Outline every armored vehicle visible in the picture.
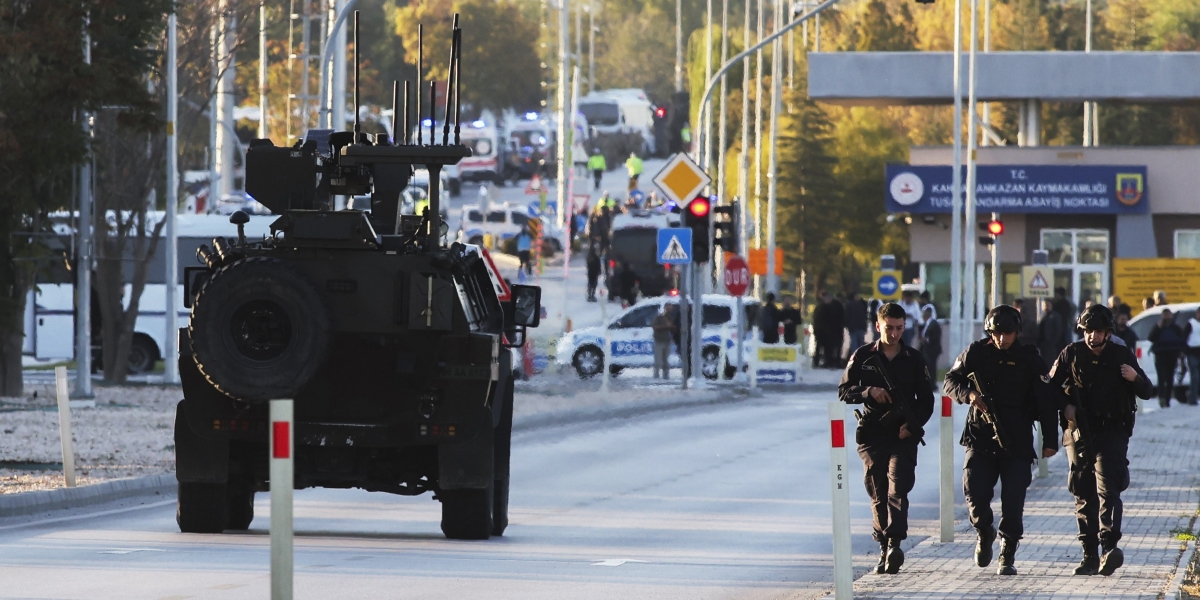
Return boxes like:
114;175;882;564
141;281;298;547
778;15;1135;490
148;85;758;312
174;15;539;540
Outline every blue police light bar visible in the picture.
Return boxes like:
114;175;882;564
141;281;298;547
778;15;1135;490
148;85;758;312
471;120;486;128
524;112;539;121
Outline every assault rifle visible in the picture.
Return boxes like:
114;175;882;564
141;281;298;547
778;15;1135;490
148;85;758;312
866;354;925;445
966;372;1012;453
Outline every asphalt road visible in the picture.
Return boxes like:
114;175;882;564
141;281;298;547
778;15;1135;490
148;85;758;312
0;390;966;600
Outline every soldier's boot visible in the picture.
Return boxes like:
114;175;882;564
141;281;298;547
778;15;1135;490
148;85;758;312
975;526;996;568
1074;542;1100;576
874;540;888;575
996;534;1019;576
884;538;905;574
1099;543;1124;576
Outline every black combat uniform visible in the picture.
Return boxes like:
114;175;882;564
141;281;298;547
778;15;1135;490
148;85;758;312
838;340;934;574
943;307;1059;575
1048;305;1154;576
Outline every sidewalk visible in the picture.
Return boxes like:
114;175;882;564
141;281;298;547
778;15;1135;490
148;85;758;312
846;404;1200;599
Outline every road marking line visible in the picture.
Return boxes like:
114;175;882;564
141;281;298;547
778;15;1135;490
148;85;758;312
591;559;649;567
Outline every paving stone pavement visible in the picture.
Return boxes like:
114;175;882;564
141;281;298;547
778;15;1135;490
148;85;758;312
849;404;1200;599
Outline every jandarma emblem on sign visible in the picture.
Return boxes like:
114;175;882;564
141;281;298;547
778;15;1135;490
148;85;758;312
1116;173;1144;205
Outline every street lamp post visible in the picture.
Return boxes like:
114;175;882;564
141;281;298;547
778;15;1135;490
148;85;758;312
949;0;965;362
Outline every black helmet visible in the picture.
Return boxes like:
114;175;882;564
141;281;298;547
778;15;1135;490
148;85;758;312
1077;304;1115;332
984;305;1022;334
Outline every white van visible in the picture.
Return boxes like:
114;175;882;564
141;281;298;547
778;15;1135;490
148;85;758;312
579;89;657;156
457;121;507;184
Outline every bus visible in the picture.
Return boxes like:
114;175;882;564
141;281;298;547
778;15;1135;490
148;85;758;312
25;213;277;373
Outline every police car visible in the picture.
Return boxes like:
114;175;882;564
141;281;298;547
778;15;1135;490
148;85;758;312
556;294;760;379
459;201;565;253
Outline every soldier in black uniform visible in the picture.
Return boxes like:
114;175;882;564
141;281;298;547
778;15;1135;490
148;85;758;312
838;302;935;575
1048;304;1154;576
943;305;1060;575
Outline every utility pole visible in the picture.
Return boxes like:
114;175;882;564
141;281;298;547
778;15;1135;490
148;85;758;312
717;0;729;202
75;13;94;397
575;1;582;74
949;0;965;360
259;2;268;140
752;0;764;296
675;0;683;92
208;20;219;213
964;0;979;336
765;0;780;293
557;0;570;233
739;0;751;263
587;4;595;94
704;0;713;172
1084;0;1097;146
165;13;180;386
215;0;236;200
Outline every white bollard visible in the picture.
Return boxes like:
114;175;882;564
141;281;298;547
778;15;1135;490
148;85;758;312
270;399;294;600
827;401;852;600
939;395;955;542
54;366;76;488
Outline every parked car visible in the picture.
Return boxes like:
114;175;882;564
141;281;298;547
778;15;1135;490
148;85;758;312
555;294;760;380
1127;302;1198;403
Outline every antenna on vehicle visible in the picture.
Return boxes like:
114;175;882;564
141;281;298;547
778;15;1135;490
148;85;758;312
453;25;462;145
429;78;436;144
391;80;399;145
402;80;410;145
352;10;361;137
416;24;423;145
442;13;459;146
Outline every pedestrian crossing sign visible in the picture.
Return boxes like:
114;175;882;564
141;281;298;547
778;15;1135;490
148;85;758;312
657;227;693;265
1022;265;1053;298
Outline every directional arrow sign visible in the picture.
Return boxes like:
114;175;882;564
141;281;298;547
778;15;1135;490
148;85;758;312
652;153;711;206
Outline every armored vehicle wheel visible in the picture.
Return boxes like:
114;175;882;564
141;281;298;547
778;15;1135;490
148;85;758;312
701;347;721;380
440;484;494;540
225;484;255;531
177;482;229;533
190;257;332;402
573;346;603;379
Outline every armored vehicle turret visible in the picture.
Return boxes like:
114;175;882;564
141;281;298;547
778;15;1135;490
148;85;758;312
174;13;539;540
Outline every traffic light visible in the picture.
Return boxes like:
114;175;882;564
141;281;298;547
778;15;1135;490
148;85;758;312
652;105;668;156
713;201;738;253
978;219;1004;245
684;195;712;263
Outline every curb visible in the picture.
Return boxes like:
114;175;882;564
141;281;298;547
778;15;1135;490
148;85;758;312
0;473;176;519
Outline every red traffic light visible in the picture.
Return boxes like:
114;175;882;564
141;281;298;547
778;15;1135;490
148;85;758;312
688;196;711;219
986;220;1004;236
655;107;667;118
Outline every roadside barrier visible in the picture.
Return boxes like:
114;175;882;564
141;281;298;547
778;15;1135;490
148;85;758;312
828;401;852;599
270;399;294;600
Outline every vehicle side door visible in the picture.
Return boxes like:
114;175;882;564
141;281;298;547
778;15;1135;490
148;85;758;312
607;302;661;368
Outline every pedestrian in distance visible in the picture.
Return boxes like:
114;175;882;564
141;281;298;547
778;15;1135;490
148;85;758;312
780;296;802;345
815;291;846;369
943;305;1060;576
625;152;643;192
515;227;534;280
1048;304;1154;576
1184;308;1200;406
899;291;922;347
760;292;781;344
838;302;935;575
1014;298;1039;348
918;305;942;391
1038;298;1066;362
1154;290;1168;306
652;304;676;380
1106;295;1122;312
617;262;638;308
587;148;606;190
585;244;602;302
1111;305;1139;348
845;291;869;352
1148;308;1187;408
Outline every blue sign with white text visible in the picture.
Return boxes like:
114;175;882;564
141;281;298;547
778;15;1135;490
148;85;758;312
885;165;1149;214
877;274;899;296
657;227;693;264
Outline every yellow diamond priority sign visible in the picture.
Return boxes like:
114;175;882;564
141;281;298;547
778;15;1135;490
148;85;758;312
652;153;711;206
